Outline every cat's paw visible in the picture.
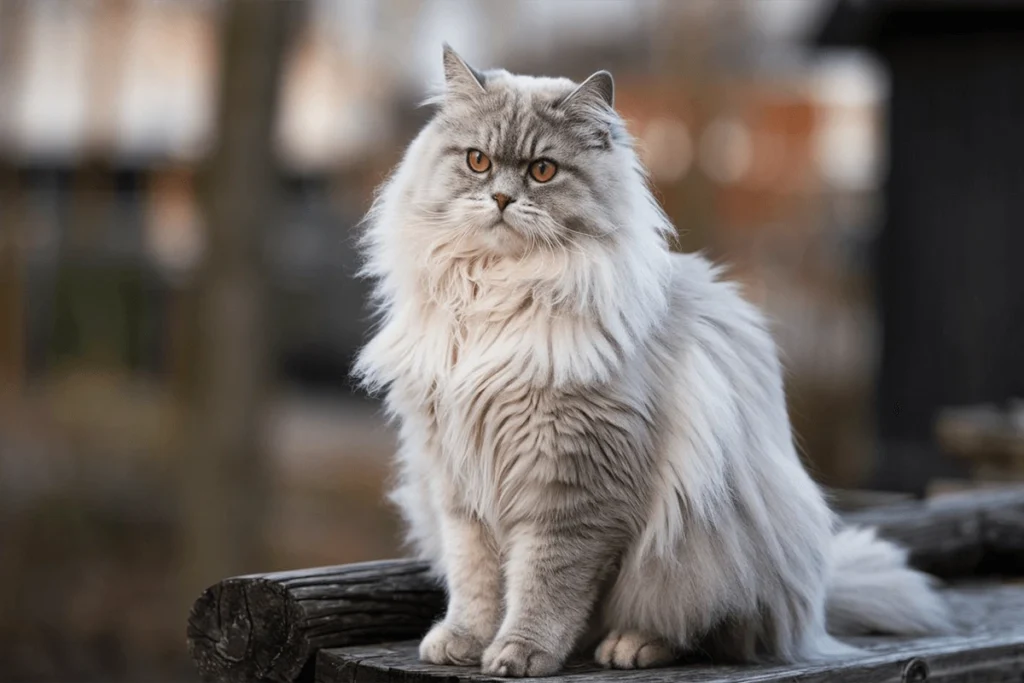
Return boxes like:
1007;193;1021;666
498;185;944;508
419;623;486;666
481;635;561;677
595;630;675;669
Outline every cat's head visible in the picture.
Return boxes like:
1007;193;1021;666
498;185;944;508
379;45;655;259
355;47;675;389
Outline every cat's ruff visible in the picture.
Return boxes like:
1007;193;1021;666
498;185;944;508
354;44;949;678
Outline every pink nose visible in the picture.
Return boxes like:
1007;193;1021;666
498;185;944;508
492;193;514;212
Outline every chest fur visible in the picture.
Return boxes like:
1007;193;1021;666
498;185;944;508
370;294;638;523
423;315;552;522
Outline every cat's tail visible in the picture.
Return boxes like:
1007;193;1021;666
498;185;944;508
825;526;952;637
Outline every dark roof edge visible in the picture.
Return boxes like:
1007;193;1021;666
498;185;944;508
815;0;881;48
813;0;1024;48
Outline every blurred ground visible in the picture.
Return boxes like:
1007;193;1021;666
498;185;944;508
1;376;400;681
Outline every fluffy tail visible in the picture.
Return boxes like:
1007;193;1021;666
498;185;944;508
825;527;952;636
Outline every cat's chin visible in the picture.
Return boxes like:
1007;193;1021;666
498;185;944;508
477;222;532;258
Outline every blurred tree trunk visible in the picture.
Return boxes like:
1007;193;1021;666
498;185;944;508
0;0;25;399
179;0;299;606
0;169;25;401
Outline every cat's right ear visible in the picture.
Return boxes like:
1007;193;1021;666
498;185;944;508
442;43;486;100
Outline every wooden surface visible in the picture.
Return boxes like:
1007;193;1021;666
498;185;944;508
317;583;1024;683
187;488;1024;683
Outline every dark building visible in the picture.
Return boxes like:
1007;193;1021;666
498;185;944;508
816;0;1024;493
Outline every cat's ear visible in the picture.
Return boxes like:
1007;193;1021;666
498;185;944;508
442;43;486;99
559;70;615;112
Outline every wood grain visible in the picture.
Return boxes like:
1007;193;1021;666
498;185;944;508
316;584;1024;683
188;488;1024;683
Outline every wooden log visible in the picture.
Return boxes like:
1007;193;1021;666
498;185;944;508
187;488;1024;683
187;560;444;683
316;583;1024;683
844;487;1024;578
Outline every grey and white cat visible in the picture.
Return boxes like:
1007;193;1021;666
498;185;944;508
354;45;949;678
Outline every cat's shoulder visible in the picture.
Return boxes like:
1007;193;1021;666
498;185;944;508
668;250;724;284
667;250;771;332
667;251;742;303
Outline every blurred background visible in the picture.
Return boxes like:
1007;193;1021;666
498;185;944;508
1;0;1022;680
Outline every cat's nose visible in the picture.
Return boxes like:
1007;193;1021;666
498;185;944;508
492;193;515;212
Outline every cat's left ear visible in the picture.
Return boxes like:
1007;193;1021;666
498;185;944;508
442;43;486;99
559;71;615;112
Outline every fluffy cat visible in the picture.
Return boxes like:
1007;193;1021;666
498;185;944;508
354;45;949;678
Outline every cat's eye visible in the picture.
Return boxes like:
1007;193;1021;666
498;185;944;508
528;159;557;183
467;149;491;173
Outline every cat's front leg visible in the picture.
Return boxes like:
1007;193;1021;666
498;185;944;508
420;511;502;666
482;523;613;677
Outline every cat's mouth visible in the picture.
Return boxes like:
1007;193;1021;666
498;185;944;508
479;219;531;256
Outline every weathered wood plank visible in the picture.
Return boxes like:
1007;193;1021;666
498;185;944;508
315;584;1024;683
187;489;1024;683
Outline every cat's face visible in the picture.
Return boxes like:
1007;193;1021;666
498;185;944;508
404;46;633;257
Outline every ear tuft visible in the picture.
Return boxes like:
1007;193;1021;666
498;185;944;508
442;43;486;98
560;70;614;111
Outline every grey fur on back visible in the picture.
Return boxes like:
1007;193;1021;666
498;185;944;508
354;45;949;678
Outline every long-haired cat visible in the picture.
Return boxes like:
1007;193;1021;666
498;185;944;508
354;45;949;677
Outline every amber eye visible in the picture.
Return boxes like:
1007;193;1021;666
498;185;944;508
528;159;557;183
467;149;491;173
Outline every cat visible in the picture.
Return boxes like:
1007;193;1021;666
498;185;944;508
354;44;950;678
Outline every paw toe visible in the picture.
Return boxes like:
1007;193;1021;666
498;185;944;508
419;623;485;666
482;636;560;677
595;630;675;669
